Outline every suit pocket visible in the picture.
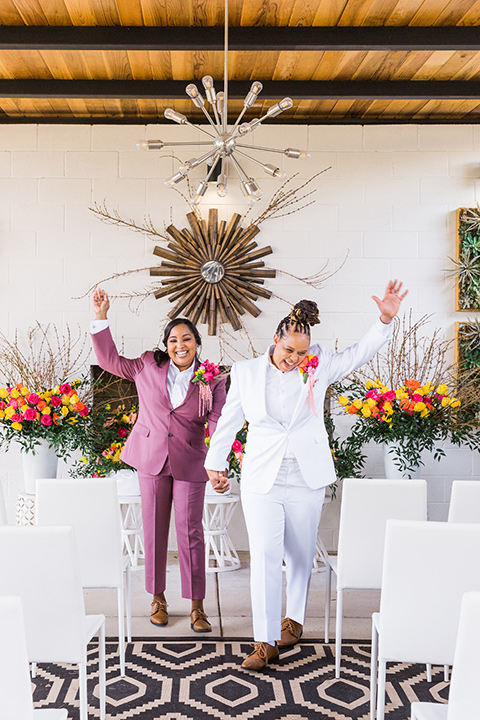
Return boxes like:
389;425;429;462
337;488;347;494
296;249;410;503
133;423;150;438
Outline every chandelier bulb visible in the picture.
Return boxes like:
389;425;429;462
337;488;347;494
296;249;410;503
192;180;209;205
244;81;263;108
164;108;187;124
264;163;287;179
186;83;205;108
137;139;164;150
202;76;217;105
165;170;187;187
238;122;253;136
217;92;225;115
284;148;311;160
217;174;228;197
266;97;293;118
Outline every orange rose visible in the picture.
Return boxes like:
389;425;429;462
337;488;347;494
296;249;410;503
37;401;47;411
405;379;421;390
347;404;358;414
74;401;85;412
399;398;410;410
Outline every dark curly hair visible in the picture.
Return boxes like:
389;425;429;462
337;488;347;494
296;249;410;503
153;317;202;367
276;299;320;338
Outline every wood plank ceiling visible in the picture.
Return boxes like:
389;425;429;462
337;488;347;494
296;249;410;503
0;0;480;123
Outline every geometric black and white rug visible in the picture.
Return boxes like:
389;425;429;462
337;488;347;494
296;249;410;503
32;638;449;719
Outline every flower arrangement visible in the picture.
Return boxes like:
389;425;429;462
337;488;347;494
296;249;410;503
299;354;319;416
0;379;90;455
75;402;137;478
335;314;480;476
192;360;222;414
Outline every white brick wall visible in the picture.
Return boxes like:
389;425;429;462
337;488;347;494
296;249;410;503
0;123;478;549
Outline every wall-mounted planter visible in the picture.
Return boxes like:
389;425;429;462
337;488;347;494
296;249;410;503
454;208;480;311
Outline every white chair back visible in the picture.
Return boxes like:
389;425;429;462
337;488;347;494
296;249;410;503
0;480;7;525
0;525;87;663
0;595;34;720
379;520;480;666
35;477;123;588
336;478;427;589
448;591;480;719
448;480;480;523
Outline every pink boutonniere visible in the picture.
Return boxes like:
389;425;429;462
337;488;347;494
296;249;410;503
191;360;221;415
299;354;319;417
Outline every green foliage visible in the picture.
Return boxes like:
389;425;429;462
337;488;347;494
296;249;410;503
453;222;480;310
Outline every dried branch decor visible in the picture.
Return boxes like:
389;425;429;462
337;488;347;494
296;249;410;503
88;170;335;336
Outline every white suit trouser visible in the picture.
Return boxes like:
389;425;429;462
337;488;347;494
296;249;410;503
241;458;326;645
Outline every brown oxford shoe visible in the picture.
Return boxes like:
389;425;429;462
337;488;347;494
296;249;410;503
277;618;303;647
241;642;279;670
150;596;168;626
190;608;212;633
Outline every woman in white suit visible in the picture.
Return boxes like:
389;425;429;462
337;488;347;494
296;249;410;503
205;281;407;670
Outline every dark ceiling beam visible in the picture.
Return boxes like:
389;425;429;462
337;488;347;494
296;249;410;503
1;25;480;51
1;79;480;100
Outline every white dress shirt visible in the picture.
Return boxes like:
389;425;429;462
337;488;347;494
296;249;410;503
90;319;195;407
265;349;302;459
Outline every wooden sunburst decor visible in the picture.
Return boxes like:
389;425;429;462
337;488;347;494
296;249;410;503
150;208;276;335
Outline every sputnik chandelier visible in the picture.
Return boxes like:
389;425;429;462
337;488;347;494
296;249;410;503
137;0;310;205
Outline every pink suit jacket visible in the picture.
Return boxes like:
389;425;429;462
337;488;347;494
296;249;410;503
92;327;227;482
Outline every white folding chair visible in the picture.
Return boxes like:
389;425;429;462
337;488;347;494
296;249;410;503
0;526;106;720
448;480;480;523
324;478;427;677
370;520;480;720
35;477;131;676
0;595;68;719
0;480;7;525
411;590;480;720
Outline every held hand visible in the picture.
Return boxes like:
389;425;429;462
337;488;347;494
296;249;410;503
206;469;230;494
93;287;110;320
372;280;408;324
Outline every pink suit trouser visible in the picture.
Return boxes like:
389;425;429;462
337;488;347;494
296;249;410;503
138;458;206;599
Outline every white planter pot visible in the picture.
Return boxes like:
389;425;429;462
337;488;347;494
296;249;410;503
109;468;141;496
21;439;58;495
383;443;421;479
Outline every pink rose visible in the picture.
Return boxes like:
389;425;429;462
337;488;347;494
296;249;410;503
50;396;62;407
203;371;214;382
24;408;36;421
117;427;127;438
11;413;22;423
9;399;18;409
382;391;396;402
366;389;381;400
40;414;52;426
59;384;71;394
310;356;319;368
411;393;422;403
232;440;243;453
79;408;89;417
27;393;40;404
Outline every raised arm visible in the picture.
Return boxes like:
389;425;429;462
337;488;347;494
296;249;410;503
91;288;144;382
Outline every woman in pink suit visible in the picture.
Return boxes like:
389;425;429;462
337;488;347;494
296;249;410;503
91;288;227;632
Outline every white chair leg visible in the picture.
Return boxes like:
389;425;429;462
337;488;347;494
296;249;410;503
444;665;449;682
370;617;378;720
117;587;126;677
126;563;132;643
31;662;37;679
335;587;343;678
324;563;331;643
79;662;88;720
426;663;432;682
99;622;106;720
377;659;387;720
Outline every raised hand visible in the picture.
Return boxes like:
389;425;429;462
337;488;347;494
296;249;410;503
372;280;408;324
93;287;110;320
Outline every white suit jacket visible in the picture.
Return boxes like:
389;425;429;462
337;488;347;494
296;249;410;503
205;319;392;493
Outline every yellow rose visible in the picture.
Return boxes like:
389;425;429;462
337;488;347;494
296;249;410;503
20;386;29;396
366;398;377;408
422;382;435;394
0;410;4;419
61;406;69;416
365;381;374;390
383;401;393;413
42;407;51;415
451;399;461;408
353;399;363;409
373;379;382;389
380;386;390;395
0;388;8;399
414;402;426;412
395;389;408;400
69;395;79;405
437;384;448;395
420;408;429;417
53;386;59;394
10;388;20;399
338;396;349;406
11;422;22;430
4;407;14;419
62;397;70;405
361;406;372;417
441;397;451;407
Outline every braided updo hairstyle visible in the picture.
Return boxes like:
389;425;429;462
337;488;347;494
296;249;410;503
276;299;320;338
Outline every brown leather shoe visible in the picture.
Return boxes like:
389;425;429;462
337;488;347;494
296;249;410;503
150;596;168;626
277;618;303;647
190;608;212;633
241;642;279;670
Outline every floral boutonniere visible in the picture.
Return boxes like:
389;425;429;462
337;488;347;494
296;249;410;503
191;360;221;415
299;354;319;417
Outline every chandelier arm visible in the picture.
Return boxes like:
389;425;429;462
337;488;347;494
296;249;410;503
230;154;250;181
162;141;215;147
198;103;222;136
212;102;221;127
188;148;221;170
184;120;215;139
234;148;270;169
236;143;285;154
231;106;247;131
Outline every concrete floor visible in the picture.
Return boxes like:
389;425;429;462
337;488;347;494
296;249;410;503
84;551;380;641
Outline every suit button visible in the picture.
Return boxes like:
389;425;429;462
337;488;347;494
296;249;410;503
170;410;174;415
168;433;173;437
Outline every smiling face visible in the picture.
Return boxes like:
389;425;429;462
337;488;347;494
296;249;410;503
166;323;198;370
271;329;310;372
